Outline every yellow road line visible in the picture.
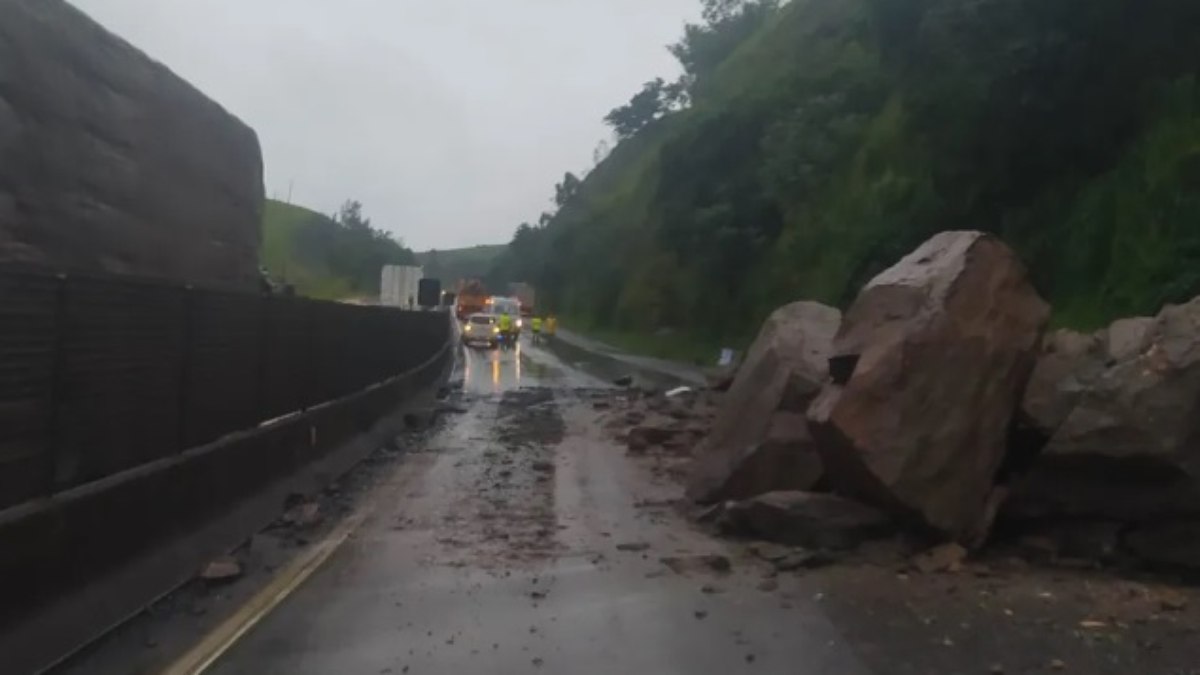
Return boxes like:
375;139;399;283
160;507;372;675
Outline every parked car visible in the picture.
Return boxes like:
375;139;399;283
462;312;500;349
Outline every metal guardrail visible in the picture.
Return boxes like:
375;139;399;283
0;265;455;674
0;265;449;510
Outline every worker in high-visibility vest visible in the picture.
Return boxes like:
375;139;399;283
530;316;543;344
497;312;514;347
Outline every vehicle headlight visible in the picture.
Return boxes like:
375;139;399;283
465;324;472;332
516;319;523;328
492;326;500;334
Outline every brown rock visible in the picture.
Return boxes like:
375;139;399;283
660;554;732;575
1020;329;1107;437
699;412;824;504
200;556;242;581
1104;316;1154;363
0;1;264;289
808;231;1049;540
773;549;835;571
627;425;687;454
1008;296;1200;522
723;491;891;550
747;542;794;563
1159;589;1188;611
687;302;841;503
911;543;968;574
757;579;779;592
707;361;740;392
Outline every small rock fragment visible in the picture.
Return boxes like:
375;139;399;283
912;543;968;574
694;610;708;620
774;549;834;571
616;542;650;552
1160;589;1188;611
748;542;794;563
283;501;322;528
1049;659;1066;670
199;556;242;581
661;554;732;576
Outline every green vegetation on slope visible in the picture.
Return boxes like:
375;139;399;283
417;245;505;286
490;0;1200;348
262;199;415;299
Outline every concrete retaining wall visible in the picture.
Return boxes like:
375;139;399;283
0;0;264;289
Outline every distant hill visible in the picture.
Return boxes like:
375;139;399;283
261;199;416;300
416;244;505;285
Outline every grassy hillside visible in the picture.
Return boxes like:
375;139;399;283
491;0;1200;346
417;245;504;285
261;199;415;300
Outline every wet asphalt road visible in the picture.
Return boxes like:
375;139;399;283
207;336;868;675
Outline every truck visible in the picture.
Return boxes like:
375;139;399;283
509;282;536;318
455;279;488;320
380;265;423;309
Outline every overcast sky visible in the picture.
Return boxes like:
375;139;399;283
70;0;699;250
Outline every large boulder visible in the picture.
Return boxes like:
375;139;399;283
1006;297;1200;520
0;1;264;289
808;231;1050;541
722;491;892;550
686;301;840;503
1020;329;1107;437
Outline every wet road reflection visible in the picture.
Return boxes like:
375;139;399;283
460;335;603;394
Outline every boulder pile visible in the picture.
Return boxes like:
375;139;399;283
686;301;840;503
687;229;1200;571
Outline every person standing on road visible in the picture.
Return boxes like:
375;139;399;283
530;316;543;344
545;314;557;337
497;312;514;348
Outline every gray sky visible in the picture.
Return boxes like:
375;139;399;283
71;0;699;250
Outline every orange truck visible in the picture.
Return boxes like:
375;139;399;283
455;279;488;320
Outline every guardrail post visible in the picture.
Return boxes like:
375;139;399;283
302;300;315;411
256;294;269;422
177;285;194;452
45;273;68;494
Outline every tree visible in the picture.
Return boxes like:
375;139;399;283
554;172;582;208
336;200;371;232
669;0;779;82
593;139;612;166
604;78;670;139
